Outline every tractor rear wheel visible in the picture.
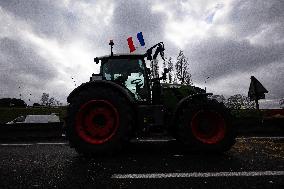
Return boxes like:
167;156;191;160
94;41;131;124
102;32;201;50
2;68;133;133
66;86;132;155
175;99;235;152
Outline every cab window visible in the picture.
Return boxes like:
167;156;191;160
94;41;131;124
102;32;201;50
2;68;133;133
101;58;147;100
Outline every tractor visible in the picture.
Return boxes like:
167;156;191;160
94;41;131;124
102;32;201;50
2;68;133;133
65;41;235;155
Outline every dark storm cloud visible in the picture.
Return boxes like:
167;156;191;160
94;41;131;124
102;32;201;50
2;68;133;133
247;59;284;100
1;0;166;53
0;38;58;92
227;0;284;38
186;38;284;81
109;0;166;52
175;0;284;104
0;0;72;40
112;0;163;33
0;0;84;43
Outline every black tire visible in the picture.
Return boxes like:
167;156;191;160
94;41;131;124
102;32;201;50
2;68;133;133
175;98;236;152
66;86;132;156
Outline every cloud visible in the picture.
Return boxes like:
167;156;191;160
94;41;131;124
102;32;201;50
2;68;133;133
0;38;58;80
0;37;58;100
222;0;284;39
185;38;284;82
160;0;284;108
0;0;283;108
0;0;71;40
107;0;166;54
0;4;102;104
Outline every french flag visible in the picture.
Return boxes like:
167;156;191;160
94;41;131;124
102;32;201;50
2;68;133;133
127;32;145;53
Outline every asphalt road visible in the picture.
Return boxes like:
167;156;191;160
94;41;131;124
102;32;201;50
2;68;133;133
0;137;283;189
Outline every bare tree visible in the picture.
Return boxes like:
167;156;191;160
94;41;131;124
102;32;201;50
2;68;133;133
175;50;192;85
162;58;166;70
279;98;284;109
55;100;61;106
48;97;55;106
40;93;62;106
167;57;174;83
173;75;178;84
184;72;192;85
41;93;49;106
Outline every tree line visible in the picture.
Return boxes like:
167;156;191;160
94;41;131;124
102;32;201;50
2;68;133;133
39;93;62;107
0;93;62;107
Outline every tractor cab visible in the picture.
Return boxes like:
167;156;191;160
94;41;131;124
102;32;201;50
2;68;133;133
92;42;167;104
97;54;150;102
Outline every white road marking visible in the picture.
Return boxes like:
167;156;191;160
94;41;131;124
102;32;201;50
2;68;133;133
137;139;175;142
111;171;284;179
36;142;67;145
0;142;68;146
130;138;176;143
0;136;282;146
0;143;33;146
237;136;284;140
173;154;183;157
132;136;284;143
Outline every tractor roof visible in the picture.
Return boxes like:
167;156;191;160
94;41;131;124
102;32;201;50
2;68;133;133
94;53;146;64
94;42;165;64
96;53;146;60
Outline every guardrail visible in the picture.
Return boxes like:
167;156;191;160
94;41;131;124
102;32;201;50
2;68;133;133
0;122;64;139
0;116;283;140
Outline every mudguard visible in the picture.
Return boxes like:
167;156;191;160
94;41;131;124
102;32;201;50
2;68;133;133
67;80;135;104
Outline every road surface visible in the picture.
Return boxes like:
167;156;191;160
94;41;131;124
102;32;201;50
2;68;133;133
0;137;283;188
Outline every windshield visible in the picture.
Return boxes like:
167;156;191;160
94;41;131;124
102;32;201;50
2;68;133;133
101;58;148;101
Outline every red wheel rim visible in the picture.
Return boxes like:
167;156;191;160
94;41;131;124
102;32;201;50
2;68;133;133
75;100;119;144
190;110;226;144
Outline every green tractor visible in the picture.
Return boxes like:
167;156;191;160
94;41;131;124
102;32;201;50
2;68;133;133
65;42;235;155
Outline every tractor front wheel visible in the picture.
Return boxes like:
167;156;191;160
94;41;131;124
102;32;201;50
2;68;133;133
66;86;132;156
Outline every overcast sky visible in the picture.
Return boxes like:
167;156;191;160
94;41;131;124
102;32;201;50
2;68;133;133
0;0;283;108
